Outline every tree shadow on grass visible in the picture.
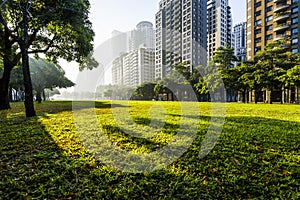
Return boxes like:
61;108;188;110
0;103;300;199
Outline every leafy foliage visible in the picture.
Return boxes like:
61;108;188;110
0;0;97;112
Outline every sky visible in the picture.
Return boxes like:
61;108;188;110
62;0;246;86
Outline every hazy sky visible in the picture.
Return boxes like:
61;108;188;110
89;0;246;45
63;0;246;84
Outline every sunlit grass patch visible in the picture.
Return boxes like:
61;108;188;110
0;101;299;199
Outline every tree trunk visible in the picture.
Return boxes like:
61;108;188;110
42;89;46;101
0;78;11;110
20;13;36;117
269;90;273;104
0;60;13;110
254;90;259;104
243;90;247;103
36;90;42;104
0;27;15;110
281;87;284;104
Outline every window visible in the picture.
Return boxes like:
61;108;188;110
266;0;272;2
255;11;261;17
292;0;298;4
266;25;273;31
292;7;299;14
265;15;273;22
255;46;261;53
292;28;299;35
266;6;272;13
292;17;298;24
292;38;298;45
255;2;261;8
292;48;298;54
255;29;262;34
255;37;262;43
266;34;273;40
255;19;262;26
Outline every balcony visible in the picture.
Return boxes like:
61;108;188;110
274;13;290;22
274;4;290;13
281;43;290;49
274;34;290;41
274;23;290;32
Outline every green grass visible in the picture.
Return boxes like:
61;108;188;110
0;101;299;199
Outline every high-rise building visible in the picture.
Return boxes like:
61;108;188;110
246;0;300;60
111;30;129;58
207;0;232;61
155;0;207;80
123;45;155;86
232;22;247;62
112;21;155;86
129;21;155;51
112;53;127;86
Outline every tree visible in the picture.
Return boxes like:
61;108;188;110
0;0;97;117
253;39;298;104
213;45;239;70
212;45;239;101
29;58;74;103
1;63;23;101
134;82;157;100
228;61;256;103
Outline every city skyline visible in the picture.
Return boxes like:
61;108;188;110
63;0;246;83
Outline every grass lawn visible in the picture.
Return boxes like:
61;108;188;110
0;101;299;199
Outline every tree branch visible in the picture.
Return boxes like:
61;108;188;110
0;11;19;43
28;33;57;54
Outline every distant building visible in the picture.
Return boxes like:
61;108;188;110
207;0;232;61
129;21;155;51
232;22;246;62
112;53;127;85
155;0;208;80
111;30;129;58
123;45;155;86
111;21;155;86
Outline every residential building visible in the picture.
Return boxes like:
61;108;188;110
246;0;300;60
246;0;300;103
155;0;207;80
111;21;155;86
123;45;155;86
207;0;232;61
232;22;247;62
112;53;127;85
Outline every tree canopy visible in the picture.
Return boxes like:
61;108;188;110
29;58;74;103
0;0;97;115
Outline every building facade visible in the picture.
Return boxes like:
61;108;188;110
112;53;127;86
232;22;247;62
207;0;232;61
246;0;300;60
129;21;155;51
155;0;207;80
112;21;156;86
123;45;155;86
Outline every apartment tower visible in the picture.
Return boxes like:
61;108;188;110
232;22;247;62
207;0;233;61
246;0;300;60
123;45;155;86
155;0;207;80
